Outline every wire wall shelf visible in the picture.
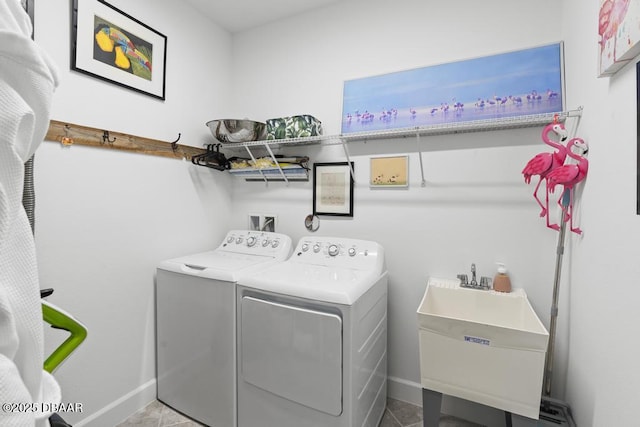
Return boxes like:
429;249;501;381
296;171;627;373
218;107;583;185
219;108;583;150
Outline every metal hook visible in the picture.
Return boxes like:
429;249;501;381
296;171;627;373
170;133;181;152
61;125;74;146
102;130;116;144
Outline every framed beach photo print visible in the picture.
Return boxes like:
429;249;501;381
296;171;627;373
370;155;409;188
313;162;355;217
341;43;564;134
71;0;167;100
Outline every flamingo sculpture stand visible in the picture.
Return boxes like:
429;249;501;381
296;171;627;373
546;138;589;235
522;122;569;230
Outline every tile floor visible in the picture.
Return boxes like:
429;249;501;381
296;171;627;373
116;398;484;427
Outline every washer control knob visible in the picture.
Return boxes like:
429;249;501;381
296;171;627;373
313;244;321;253
328;244;339;257
302;243;309;252
262;239;270;247
247;236;257;247
348;247;356;257
236;237;244;244
271;240;280;248
227;236;234;243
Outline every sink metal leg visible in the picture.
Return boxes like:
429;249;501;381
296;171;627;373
422;388;442;427
505;411;513;427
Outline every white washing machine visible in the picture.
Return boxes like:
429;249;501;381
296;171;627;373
236;237;388;427
156;230;292;427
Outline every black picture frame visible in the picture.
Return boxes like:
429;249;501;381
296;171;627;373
71;0;167;100
312;162;355;217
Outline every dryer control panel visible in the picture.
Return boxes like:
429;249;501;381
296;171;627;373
219;230;292;259
293;237;385;273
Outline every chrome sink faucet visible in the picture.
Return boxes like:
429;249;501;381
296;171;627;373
470;263;477;287
458;263;491;290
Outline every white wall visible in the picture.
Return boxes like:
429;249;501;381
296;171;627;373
561;1;640;426
29;0;640;426
33;1;233;424
229;0;568;425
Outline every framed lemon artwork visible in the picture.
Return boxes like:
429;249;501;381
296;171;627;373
71;0;167;100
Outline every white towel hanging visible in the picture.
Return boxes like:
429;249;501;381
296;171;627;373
0;1;59;425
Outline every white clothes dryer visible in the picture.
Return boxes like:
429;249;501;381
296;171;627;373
237;237;388;427
156;230;292;427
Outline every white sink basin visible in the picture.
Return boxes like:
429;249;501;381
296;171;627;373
417;277;549;419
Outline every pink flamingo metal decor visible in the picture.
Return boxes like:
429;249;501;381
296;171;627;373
546;138;589;235
522;122;569;229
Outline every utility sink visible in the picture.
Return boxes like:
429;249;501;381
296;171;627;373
417;277;549;419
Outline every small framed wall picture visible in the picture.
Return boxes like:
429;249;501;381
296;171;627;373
370;155;409;188
313;162;355;217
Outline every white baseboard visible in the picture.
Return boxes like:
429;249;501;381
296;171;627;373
74;379;156;427
387;375;423;406
74;376;514;427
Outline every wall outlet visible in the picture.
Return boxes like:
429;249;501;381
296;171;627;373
262;215;276;232
249;215;260;231
248;214;277;232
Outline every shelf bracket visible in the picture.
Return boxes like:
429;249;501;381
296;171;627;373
566;106;583;139
243;145;269;185
340;138;356;182
416;132;426;187
264;143;289;186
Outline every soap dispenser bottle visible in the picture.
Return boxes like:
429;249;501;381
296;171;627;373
493;263;511;293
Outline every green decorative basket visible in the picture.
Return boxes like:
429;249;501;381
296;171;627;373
266;115;323;140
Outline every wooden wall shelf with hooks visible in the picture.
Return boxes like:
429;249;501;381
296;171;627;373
45;120;207;160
